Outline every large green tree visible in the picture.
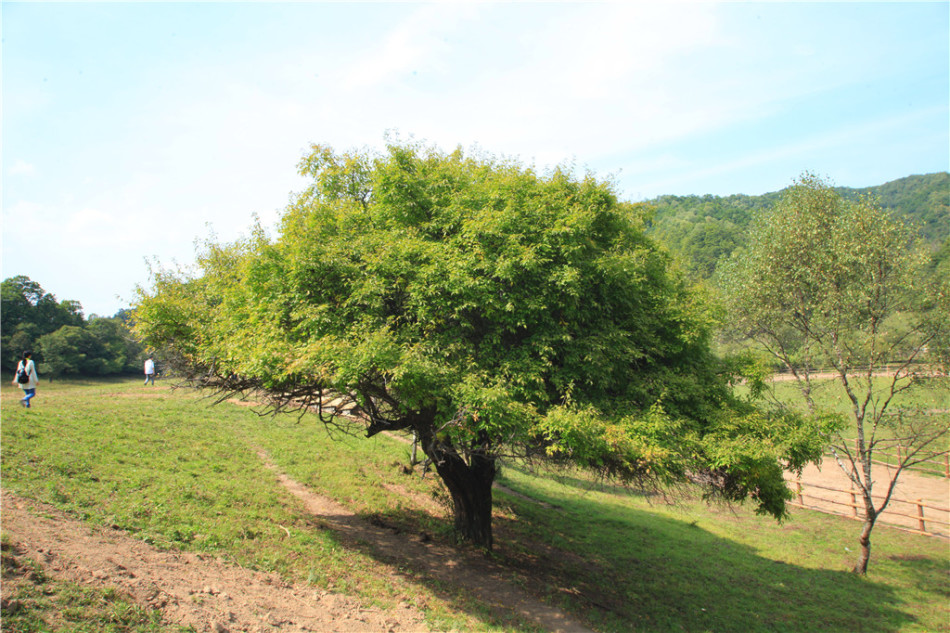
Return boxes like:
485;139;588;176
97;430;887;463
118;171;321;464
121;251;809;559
721;173;950;574
36;325;108;377
135;141;825;548
36;317;144;378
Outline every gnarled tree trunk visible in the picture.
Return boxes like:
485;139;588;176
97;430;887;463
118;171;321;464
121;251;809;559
366;408;498;549
424;436;496;550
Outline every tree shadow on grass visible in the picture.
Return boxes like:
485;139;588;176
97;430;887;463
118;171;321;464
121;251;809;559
326;472;930;633
302;505;577;632
482;472;925;633
245;435;931;633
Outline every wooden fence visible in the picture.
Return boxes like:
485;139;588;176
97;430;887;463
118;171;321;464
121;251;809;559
789;478;949;538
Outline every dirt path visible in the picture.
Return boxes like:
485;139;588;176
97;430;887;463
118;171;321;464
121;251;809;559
256;448;592;633
768;370;943;382
1;448;593;633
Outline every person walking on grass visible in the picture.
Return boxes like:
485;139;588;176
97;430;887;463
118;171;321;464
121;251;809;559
144;355;156;385
13;351;38;408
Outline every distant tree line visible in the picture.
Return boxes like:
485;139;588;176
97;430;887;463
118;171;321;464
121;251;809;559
1;276;144;377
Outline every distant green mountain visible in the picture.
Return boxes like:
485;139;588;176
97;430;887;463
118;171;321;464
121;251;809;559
645;172;949;280
842;173;949;242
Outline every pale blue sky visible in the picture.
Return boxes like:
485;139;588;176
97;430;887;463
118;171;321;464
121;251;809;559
3;1;948;317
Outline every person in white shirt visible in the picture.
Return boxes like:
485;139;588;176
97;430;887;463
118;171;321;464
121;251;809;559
144;356;156;385
13;350;38;408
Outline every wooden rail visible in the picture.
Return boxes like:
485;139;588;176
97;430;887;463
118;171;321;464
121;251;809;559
827;446;950;478
870;453;950;478
771;364;945;379
790;479;949;538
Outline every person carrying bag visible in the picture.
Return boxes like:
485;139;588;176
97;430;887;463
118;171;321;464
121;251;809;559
13;350;38;408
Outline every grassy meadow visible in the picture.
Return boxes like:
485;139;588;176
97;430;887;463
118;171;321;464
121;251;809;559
753;374;950;416
744;375;950;477
2;377;948;632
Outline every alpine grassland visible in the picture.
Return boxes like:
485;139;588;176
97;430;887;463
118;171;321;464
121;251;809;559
2;377;948;632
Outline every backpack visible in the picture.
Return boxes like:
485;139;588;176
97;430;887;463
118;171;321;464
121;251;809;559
16;361;30;384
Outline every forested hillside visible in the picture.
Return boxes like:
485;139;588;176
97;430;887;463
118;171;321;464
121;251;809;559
646;172;949;279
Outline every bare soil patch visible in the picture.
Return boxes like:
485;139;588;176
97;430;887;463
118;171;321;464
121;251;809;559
1;493;427;633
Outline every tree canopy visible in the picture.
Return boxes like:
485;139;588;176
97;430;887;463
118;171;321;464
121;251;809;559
2;276;84;371
135;140;826;548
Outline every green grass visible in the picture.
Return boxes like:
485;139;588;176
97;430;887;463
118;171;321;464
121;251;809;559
1;379;504;632
748;375;950;417
740;375;950;476
492;464;949;632
2;378;948;632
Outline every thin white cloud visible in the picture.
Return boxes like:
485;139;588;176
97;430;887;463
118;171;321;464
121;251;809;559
534;3;721;100
341;3;482;92
65;207;114;237
3;200;43;225
302;3;730;170
10;159;36;176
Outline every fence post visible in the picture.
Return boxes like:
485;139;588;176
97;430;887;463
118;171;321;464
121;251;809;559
917;499;926;533
850;485;858;517
944;454;949;479
796;480;804;505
